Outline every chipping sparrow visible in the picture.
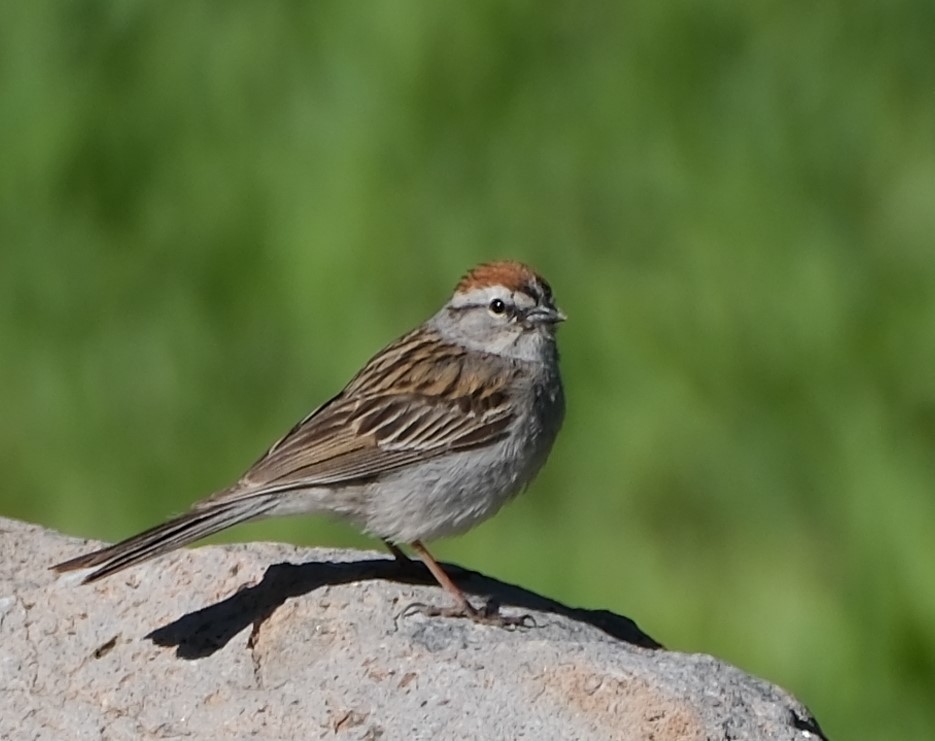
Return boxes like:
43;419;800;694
54;260;566;624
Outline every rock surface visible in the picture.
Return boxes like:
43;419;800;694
0;517;826;740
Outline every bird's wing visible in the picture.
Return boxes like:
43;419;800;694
200;328;517;505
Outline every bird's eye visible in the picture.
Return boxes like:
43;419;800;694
489;298;507;315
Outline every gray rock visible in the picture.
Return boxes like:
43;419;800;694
0;516;826;740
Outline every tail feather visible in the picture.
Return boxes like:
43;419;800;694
52;496;276;583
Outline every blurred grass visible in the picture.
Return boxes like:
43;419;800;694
2;2;934;737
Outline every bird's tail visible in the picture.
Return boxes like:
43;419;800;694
51;495;277;584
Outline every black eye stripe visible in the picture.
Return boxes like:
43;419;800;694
449;292;547;315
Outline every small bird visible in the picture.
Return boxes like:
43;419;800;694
53;260;566;624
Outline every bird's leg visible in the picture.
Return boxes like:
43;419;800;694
410;541;472;610
381;539;427;579
381;539;412;564
403;540;533;628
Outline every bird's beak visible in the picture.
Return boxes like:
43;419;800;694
525;306;566;325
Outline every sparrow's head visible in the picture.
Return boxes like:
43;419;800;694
433;260;565;360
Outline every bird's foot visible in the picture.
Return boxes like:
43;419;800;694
401;597;537;629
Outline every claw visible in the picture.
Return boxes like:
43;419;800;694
399;597;536;629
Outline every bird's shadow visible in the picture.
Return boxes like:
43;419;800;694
146;558;661;659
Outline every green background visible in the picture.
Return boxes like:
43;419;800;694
3;3;934;737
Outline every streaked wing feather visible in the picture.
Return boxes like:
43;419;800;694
209;328;517;503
